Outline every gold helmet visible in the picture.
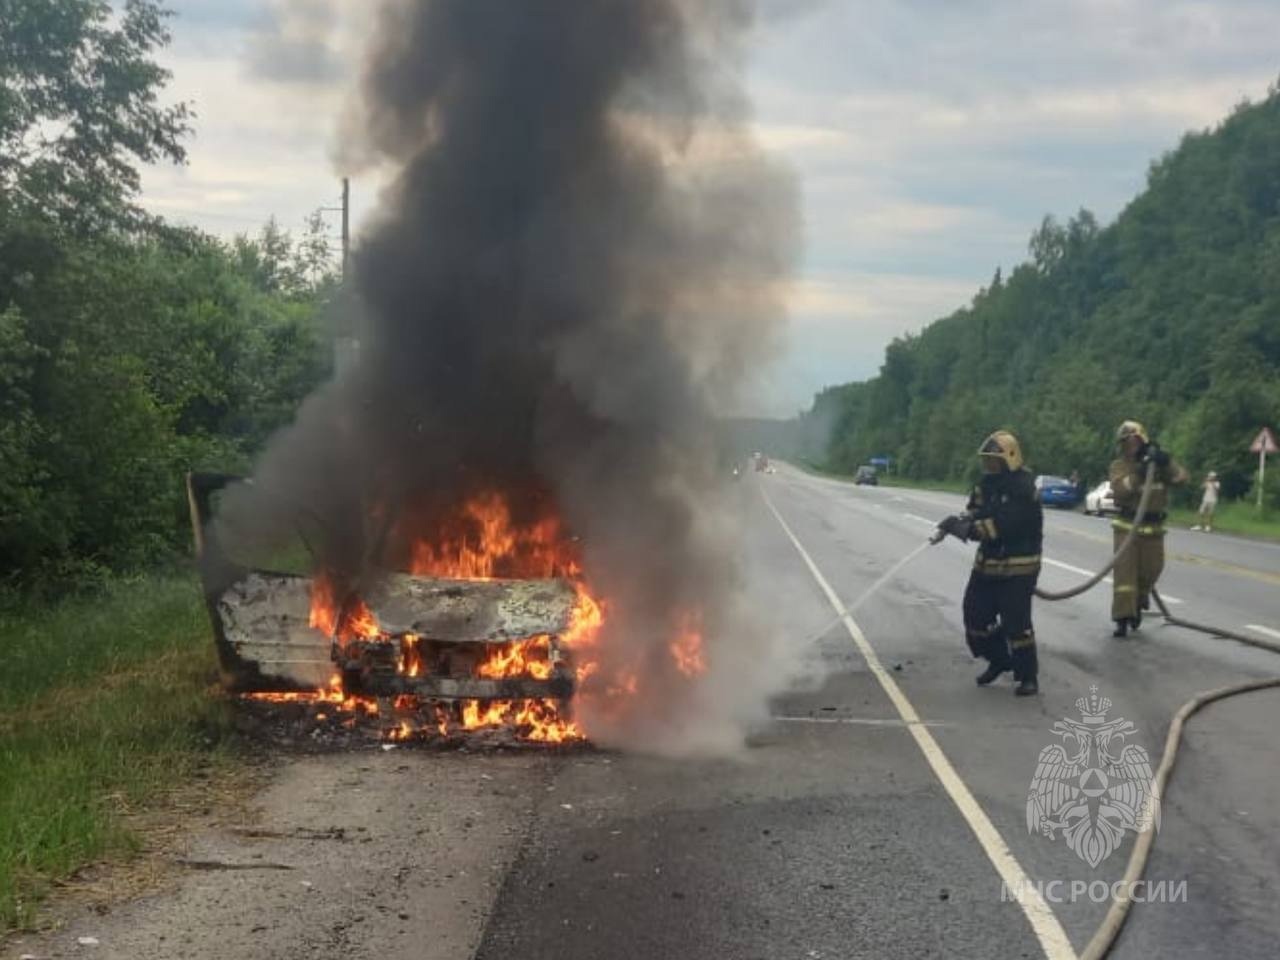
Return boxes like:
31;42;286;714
1115;420;1149;444
978;430;1023;471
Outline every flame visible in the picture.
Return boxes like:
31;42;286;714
309;573;340;635
564;587;604;649
408;492;576;580
278;492;654;744
309;573;381;640
459;699;581;743
476;636;555;681
669;613;707;678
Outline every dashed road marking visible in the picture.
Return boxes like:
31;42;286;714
760;486;1077;960
902;512;935;527
1040;557;1183;604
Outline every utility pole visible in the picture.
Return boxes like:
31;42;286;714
321;178;357;375
341;176;350;281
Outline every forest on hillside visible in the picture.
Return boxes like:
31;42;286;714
800;85;1280;506
0;2;335;591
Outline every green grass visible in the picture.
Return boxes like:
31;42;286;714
0;574;238;930
1166;500;1280;541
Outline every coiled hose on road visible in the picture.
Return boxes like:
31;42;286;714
1026;460;1280;959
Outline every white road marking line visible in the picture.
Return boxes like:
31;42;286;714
760;487;1077;960
774;715;953;728
1039;557;1183;604
1040;557;1100;580
1246;624;1280;642
902;512;935;527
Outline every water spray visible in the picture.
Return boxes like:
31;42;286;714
791;538;934;649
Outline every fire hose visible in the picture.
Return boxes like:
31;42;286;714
795;462;1280;957
930;458;1280;959
1031;461;1159;601
1051;463;1280;959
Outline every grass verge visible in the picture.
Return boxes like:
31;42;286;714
1166;500;1280;542
0;574;239;930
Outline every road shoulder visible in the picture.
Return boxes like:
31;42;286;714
8;751;546;960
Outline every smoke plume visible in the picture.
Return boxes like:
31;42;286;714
219;0;798;753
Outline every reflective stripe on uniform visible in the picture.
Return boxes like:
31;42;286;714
1009;633;1036;650
976;517;998;539
973;554;1042;575
1111;518;1164;536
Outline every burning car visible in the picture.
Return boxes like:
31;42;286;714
187;472;596;743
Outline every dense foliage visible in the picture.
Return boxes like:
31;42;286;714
803;86;1280;507
0;1;334;590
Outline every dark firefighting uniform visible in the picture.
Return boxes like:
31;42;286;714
961;468;1043;682
1108;454;1186;621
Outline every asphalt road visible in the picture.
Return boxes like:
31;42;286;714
475;464;1280;960
14;462;1278;960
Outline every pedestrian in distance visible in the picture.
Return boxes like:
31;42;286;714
1191;471;1219;531
1109;420;1188;637
934;430;1043;696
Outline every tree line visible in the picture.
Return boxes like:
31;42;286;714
799;84;1280;507
1;1;334;592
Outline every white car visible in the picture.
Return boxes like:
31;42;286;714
1084;480;1117;516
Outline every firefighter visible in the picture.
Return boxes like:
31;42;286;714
1109;420;1188;637
935;430;1042;696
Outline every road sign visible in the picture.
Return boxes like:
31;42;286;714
1250;427;1277;510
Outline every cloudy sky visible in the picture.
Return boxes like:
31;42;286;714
141;0;1280;416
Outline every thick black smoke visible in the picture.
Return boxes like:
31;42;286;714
220;0;798;752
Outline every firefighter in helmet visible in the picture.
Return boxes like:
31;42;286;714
1109;420;1188;637
935;430;1042;696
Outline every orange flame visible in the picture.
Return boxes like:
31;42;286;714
408;492;577;580
460;698;581;743
669;613;707;678
282;492;608;744
476;635;555;681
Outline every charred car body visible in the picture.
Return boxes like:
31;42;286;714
187;473;576;724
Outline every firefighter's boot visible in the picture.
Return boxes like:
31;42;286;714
974;634;1010;686
1012;641;1038;697
976;662;1008;686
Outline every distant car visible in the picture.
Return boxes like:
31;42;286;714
854;465;878;486
1084;480;1117;516
1034;474;1081;508
753;452;770;472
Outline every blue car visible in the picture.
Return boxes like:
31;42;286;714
1035;475;1081;508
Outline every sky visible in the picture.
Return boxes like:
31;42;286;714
140;0;1280;416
